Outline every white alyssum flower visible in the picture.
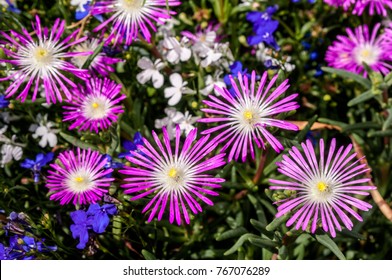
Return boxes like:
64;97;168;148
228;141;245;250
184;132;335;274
199;45;223;68
136;57;165;88
200;72;226;96
164;73;195;106
172;111;200;136
29;114;60;148
0;134;23;167
161;37;191;64
155;107;180;140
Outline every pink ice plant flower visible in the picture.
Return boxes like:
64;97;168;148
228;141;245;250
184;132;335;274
353;0;392;16
46;148;114;205
92;0;181;45
119;126;226;225
62;77;126;133
198;71;299;162
325;24;392;76
0;16;91;104
270;139;376;238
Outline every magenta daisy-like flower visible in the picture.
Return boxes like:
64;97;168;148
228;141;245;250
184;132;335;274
198;71;299;162
62;77;126;133
46;148;114;205
119;126;226;225
353;0;392;16
270;139;376;237
72;38;123;76
0;16;90;104
92;0;181;45
325;24;392;76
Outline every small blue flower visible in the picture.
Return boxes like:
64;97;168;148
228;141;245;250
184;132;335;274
4;0;21;14
20;152;54;183
73;0;103;21
86;203;117;234
103;154;123;169
0;95;10;109
118;132;144;158
70;210;92;249
247;20;280;50
246;6;280;50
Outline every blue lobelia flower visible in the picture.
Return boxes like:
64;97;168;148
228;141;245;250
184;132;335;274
102;154;123;170
70;210;92;249
86;203;117;234
4;0;21;14
74;0;103;21
20;152;54;183
0;95;10;109
246;6;280;50
118;132;145;159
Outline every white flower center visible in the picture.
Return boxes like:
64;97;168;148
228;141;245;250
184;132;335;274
65;168;94;193
308;178;335;203
83;95;111;120
155;158;190;192
33;46;53;65
234;105;261;134
118;0;143;13
354;44;380;66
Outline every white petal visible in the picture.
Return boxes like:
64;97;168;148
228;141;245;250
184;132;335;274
168;92;182;106
47;133;58;147
136;70;153;84
137;57;154;70
164;87;180;98
35;126;48;136
169;73;183;88
12;146;23;160
180;48;192;62
166;50;179;64
38;136;48;148
151;71;164;88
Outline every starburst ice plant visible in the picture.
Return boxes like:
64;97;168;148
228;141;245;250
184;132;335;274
62;77;126;133
119;126;226;225
92;0;181;45
325;24;392;76
46;148;114;205
199;71;299;162
270;139;376;237
0;16;91;104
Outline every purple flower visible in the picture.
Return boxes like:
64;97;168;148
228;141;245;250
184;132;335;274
199;71;299;162
0;235;56;260
246;6;280;50
91;0;181;45
0;16;91;104
0;95;10;109
325;24;392;77
119;126;226;225
102;154;123;170
353;0;392;16
20;152;54;183
86;203;117;233
62;77;126;133
70;210;92;249
270;138;376;237
69;203;117;249
118;132;144;158
72;39;122;76
46;148;114;205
